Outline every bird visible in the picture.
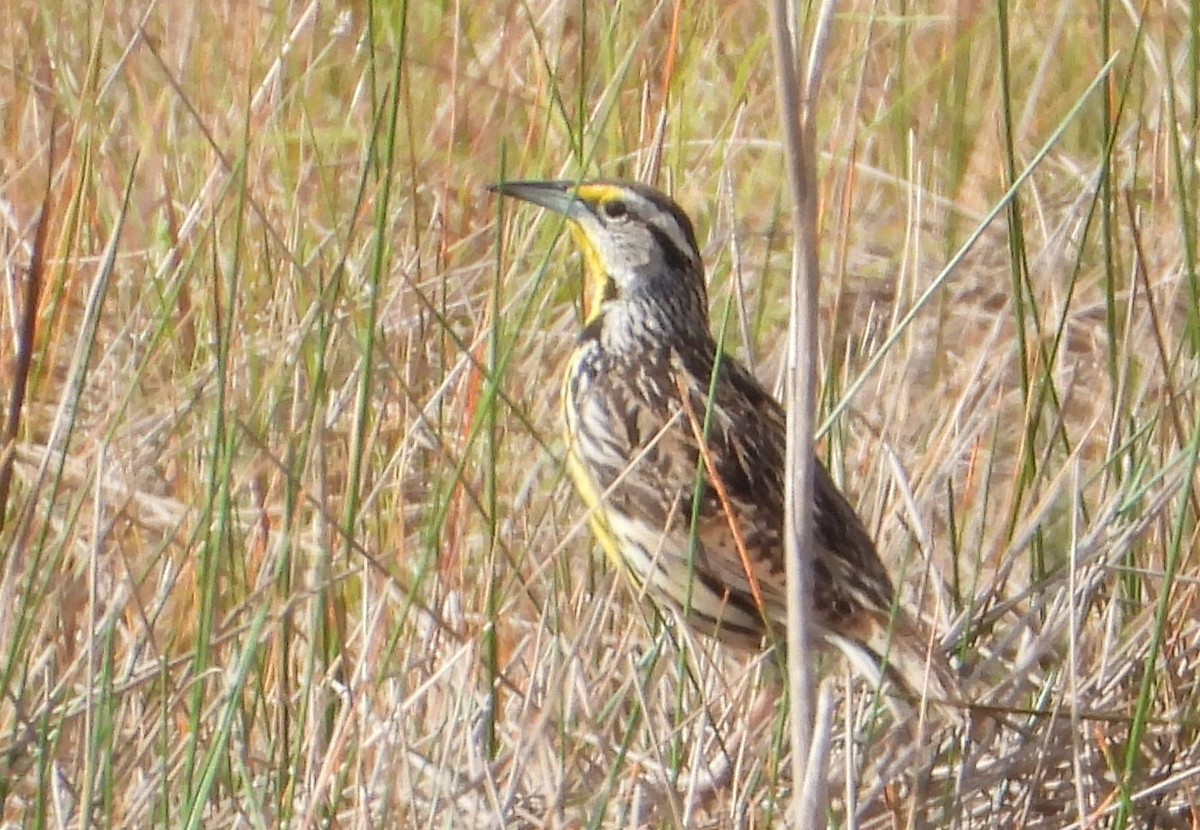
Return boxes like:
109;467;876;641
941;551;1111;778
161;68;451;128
490;178;957;706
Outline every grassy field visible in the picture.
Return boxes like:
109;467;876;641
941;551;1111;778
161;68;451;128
1;1;1198;826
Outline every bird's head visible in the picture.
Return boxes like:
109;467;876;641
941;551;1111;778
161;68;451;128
491;180;709;339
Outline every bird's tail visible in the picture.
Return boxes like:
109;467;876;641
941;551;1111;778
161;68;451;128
824;609;961;716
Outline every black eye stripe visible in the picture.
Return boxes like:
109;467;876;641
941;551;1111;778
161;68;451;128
646;224;692;273
627;186;701;255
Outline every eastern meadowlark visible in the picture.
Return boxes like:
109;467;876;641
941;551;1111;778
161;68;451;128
491;179;955;704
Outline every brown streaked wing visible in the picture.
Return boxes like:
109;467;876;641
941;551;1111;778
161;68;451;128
677;344;897;634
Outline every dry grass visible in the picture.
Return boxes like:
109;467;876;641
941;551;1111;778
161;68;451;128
1;1;1198;827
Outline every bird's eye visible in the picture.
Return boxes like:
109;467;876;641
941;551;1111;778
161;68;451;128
602;200;628;220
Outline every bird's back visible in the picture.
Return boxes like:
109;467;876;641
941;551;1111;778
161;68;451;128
563;328;897;651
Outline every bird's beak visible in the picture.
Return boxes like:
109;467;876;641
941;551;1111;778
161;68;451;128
488;180;589;219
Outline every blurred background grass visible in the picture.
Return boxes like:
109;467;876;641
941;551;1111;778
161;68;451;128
1;1;1197;826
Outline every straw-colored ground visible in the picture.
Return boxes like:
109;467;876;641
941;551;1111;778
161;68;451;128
1;2;1197;827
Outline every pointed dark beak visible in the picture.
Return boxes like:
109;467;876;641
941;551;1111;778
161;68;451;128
488;180;589;219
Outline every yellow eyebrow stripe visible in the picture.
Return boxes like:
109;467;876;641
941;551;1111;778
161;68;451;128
574;184;626;203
